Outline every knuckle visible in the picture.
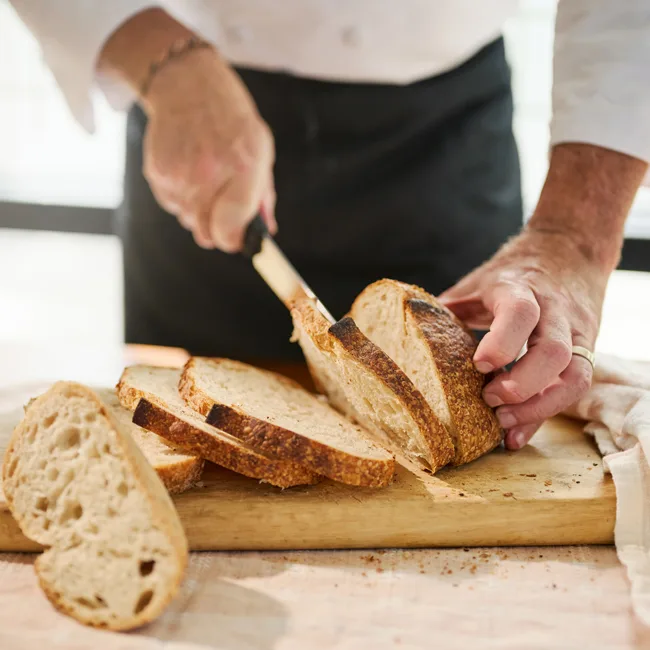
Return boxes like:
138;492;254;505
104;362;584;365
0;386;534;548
571;364;593;396
512;297;540;324
542;338;573;367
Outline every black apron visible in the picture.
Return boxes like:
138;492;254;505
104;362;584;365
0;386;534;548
117;37;522;361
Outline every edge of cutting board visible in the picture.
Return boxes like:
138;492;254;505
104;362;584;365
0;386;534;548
0;416;615;551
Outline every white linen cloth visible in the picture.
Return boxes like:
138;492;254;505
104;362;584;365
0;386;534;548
566;354;650;625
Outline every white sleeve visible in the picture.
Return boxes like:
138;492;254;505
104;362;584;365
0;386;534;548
551;0;650;162
8;0;160;132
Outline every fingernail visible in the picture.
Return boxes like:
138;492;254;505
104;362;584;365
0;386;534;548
475;361;494;374
498;410;516;429
483;392;504;408
512;431;527;449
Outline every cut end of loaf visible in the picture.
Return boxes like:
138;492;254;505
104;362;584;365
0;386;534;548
2;382;187;631
351;279;503;466
291;299;455;474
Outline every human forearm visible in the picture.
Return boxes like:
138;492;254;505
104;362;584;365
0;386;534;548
526;143;648;273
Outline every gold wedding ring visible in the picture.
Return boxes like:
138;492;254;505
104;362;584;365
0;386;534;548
571;345;596;370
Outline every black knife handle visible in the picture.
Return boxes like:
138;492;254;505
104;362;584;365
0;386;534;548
242;214;268;259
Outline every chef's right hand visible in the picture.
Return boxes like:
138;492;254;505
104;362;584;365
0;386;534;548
142;46;277;252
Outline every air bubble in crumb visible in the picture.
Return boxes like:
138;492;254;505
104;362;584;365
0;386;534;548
35;496;49;512
43;413;58;428
139;560;156;576
134;590;154;614
59;427;81;450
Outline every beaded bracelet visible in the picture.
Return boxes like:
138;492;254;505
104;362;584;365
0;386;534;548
140;35;213;97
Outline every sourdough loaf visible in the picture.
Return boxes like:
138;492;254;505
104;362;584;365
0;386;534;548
291;299;455;473
350;280;502;465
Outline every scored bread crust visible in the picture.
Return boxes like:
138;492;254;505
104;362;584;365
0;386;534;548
291;301;455;473
180;358;395;488
117;369;319;489
2;382;188;631
351;280;503;465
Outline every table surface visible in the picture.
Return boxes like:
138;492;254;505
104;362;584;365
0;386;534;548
1;270;650;649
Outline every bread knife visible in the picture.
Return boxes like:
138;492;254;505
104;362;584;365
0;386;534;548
242;214;336;324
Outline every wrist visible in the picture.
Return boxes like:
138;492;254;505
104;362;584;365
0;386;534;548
526;143;648;273
98;8;196;103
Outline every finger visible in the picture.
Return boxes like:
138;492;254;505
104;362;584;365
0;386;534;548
208;164;270;254
494;356;593;429
192;209;217;249
473;284;540;373
261;174;278;235
504;423;541;450
483;308;573;407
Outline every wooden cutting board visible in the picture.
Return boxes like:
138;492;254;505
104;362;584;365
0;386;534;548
0;415;615;551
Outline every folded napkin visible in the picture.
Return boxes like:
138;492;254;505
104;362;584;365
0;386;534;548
565;354;650;625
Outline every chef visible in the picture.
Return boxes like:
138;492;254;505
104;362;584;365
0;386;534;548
9;1;650;451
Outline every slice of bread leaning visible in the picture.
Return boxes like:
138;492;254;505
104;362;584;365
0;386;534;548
179;357;395;488
350;280;503;465
1;382;188;631
117;365;319;489
291;299;455;474
97;389;203;494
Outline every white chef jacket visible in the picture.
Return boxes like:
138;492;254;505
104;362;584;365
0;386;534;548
8;0;650;163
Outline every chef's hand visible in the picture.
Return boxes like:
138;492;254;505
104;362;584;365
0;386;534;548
439;229;605;450
143;48;276;251
99;8;276;252
440;143;647;451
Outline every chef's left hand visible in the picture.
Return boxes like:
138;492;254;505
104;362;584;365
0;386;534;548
439;228;608;450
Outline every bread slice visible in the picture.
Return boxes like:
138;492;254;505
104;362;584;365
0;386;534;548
1;382;188;631
179;357;395;488
96;389;203;494
291;299;455;473
350;280;503;465
117;366;319;489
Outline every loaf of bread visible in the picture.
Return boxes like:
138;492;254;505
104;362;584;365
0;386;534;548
2;382;188;630
117;365;320;488
291;299;455;473
350;280;503;465
180;357;395;487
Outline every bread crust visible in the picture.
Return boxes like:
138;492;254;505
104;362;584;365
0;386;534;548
118;371;319;489
180;358;395;488
155;457;204;495
329;317;456;471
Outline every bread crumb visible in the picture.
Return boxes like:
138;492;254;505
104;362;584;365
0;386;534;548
503;492;513;497
544;480;552;486
470;565;477;574
459;493;465;497
447;569;453;574
362;572;367;577
377;568;384;574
